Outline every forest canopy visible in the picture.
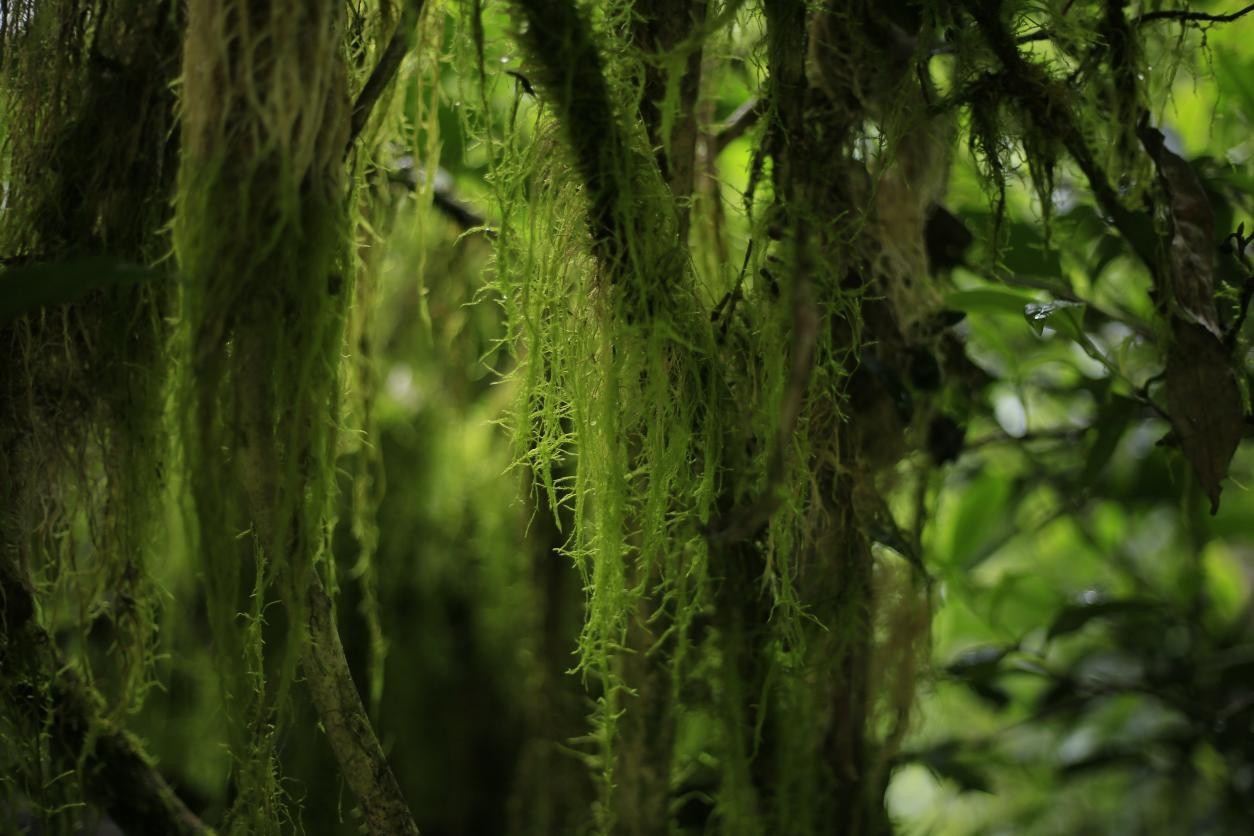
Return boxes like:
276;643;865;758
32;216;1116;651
1;1;1252;834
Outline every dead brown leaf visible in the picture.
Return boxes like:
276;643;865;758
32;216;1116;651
1138;124;1221;338
1164;319;1244;514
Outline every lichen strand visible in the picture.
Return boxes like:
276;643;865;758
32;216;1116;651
0;1;181;827
173;2;351;830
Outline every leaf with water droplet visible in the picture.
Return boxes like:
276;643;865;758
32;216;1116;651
1024;301;1086;340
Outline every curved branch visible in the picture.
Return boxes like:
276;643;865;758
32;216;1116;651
965;0;1158;273
932;3;1254;56
302;577;420;836
510;0;688;321
713;96;764;155
388;160;492;234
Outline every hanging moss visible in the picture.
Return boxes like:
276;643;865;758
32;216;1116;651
483;1;958;832
173;1;352;830
173;3;422;832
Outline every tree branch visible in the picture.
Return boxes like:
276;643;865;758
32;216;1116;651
966;0;1158;274
701;0;818;545
1137;2;1254;25
510;0;629;270
231;346;420;836
301;576;420;836
713;96;764;155
932;4;1254;56
347;0;427;155
389;159;492;234
232;337;419;836
704;223;817;544
511;0;687;319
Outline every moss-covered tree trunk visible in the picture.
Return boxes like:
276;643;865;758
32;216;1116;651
2;1;424;833
175;2;418;833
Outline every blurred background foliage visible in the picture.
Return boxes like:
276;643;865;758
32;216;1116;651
2;1;1252;834
889;19;1254;833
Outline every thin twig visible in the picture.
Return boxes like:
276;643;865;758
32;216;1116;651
433;186;491;233
931;31;1042;57
713;96;764;155
1226;274;1254;348
710;239;754;337
388;161;493;234
1223;226;1253;348
964;427;1084;451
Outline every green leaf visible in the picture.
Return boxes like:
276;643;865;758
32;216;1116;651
969;213;1066;279
1090;234;1126;280
1215;48;1254;129
942;473;1015;570
1082;395;1139;482
968;680;1013;710
944;646;1017;710
1059;202;1156;276
1024;300;1119;373
945;643;1015;679
0;257;164;322
945;287;1039;317
1059;746;1153;778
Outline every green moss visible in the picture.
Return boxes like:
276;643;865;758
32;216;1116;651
173;2;352;829
483;1;967;832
